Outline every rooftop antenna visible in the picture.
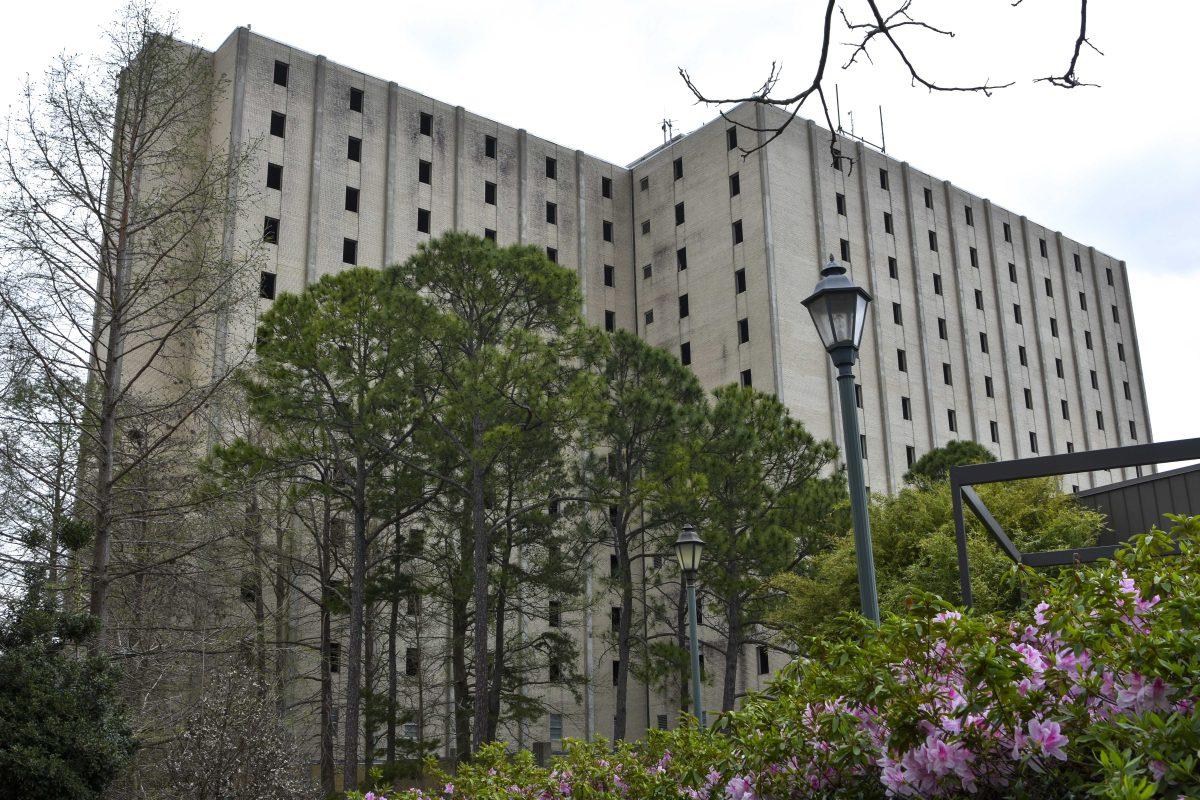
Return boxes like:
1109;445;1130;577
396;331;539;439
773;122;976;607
833;84;888;154
847;110;855;137
835;84;843;133
879;105;887;153
660;118;675;143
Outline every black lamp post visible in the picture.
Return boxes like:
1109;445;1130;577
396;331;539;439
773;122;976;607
673;524;705;726
802;255;880;623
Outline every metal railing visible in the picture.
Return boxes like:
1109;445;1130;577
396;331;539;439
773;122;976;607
950;437;1200;606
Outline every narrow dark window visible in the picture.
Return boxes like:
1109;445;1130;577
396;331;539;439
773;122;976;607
948;409;958;432
673;156;683;180
266;162;283;190
642;264;652;279
1050;317;1059;337
484;228;496;242
270;111;286;137
757;645;770;675
602;176;612;198
678;294;689;319
734;268;746;293
1030;431;1039;453
1096;410;1105;430
405;647;419;676
729;172;740;196
975;289;984;310
639;176;649;191
888;257;898;279
349;87;363;112
603;220;613;242
417;208;430;233
1123;381;1131;400
1062;399;1070;420
604;310;615;332
836;193;846;216
855;384;863;408
1129;420;1137;440
1084;330;1093;349
347;136;361;162
840;238;851;262
604;265;614;288
740;369;752;388
1090;370;1098;390
675;202;685;225
726;125;738;150
879;168;889;190
1044;277;1053;297
420;112;432;135
737;318;749;344
924;187;933;208
1079;291;1087;311
1068;443;1075;454
980;332;989;353
342;238;357;264
612;660;620;686
943;363;952;385
897;349;907;372
883;212;894;234
1009;263;1017;283
676;247;687;270
330;642;341;673
641;220;650;235
901;397;911;420
680;342;691;365
1014;303;1023;324
1074;253;1082;271
545;156;557;179
892;302;902;325
657;714;668;730
259;271;276;300
484;181;496;205
732;219;744;245
1024;388;1033;409
990;421;999;443
937;317;947;340
1111;305;1120;324
485;135;497;158
906;446;916;467
1106;267;1114;286
969;247;978;268
273;60;289;87
262;216;279;244
549;662;561;682
985;375;994;397
419;159;432;184
860;434;868;459
964;205;974;226
1019;345;1027;366
928;230;938;251
1117;342;1126;362
345;186;359;212
1055;358;1064;378
932;273;942;295
546;247;557;263
1039;238;1048;258
546;201;557;224
1003;222;1012;243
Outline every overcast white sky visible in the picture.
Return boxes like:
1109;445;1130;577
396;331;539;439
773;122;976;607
2;0;1196;455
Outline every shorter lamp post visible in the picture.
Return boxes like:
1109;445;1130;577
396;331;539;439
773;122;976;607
673;524;705;726
802;255;880;623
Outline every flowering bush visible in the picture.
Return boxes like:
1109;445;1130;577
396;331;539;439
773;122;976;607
354;515;1200;800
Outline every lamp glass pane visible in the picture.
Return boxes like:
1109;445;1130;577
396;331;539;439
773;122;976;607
852;293;869;348
805;300;833;350
826;291;857;346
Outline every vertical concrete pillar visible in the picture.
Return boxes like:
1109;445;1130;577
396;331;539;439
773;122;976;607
1054;233;1096;486
453;106;465;230
805;120;840;447
755;104;785;403
982;201;1021;457
576;150;588;316
941;181;982;444
303;55;327;287
517;129;529;245
1018;217;1058;454
855;143;896;492
900;163;939;450
383;82;399;266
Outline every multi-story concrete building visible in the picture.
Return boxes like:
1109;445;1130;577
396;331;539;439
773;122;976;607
201;25;1152;767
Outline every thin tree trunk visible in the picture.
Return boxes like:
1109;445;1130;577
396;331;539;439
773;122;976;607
319;503;335;797
451;591;471;762
722;589;742;713
274;517;288;718
364;599;376;773
386;559;399;770
249;491;267;679
676;583;689;712
470;415;490;751
613;526;634;740
343;464;369;791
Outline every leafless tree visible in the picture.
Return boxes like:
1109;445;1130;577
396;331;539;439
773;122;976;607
681;0;1098;170
0;1;259;652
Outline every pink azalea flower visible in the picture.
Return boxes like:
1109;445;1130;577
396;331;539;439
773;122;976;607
1027;719;1069;761
1033;602;1051;625
724;775;755;800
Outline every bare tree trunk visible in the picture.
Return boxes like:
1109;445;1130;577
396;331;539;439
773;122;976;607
722;589;742;713
613;528;634;740
319;504;335;797
470;416;490;752
274;517;288;718
249;491;267;678
364;599;376;774
343;464;368;791
386;560;399;770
